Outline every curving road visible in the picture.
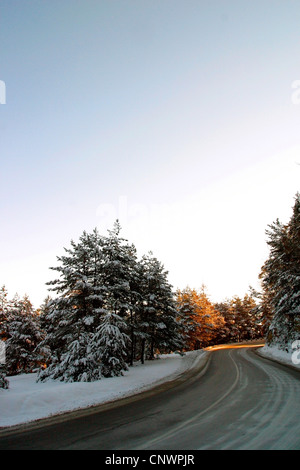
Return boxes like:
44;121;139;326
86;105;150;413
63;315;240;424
0;345;299;450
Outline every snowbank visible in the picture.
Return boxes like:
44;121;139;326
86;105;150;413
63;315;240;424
258;344;300;370
0;350;207;428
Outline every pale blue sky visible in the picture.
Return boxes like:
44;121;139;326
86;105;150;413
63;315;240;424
1;1;300;306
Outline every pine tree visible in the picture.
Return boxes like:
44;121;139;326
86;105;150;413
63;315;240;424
38;223;139;382
92;312;130;377
38;222;188;381
176;286;225;350
96;220;140;367
138;252;183;361
101;221;139;319
214;293;260;344
5;295;43;375
241;293;261;339
35;296;53;368
38;229;105;382
0;366;8;389
260;193;300;351
247;287;270;339
127;257;143;366
176;287;206;350
0;287;10;388
0;287;8;388
196;285;225;348
213;300;235;344
43;329;101;383
0;285;10;342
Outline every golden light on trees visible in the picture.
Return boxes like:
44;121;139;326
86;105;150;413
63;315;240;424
176;285;225;350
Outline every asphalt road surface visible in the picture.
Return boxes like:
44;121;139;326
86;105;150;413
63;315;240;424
0;345;299;450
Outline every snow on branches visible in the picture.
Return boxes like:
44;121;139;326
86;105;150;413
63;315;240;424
37;222;182;382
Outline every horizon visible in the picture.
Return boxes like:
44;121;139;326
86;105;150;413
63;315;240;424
1;0;300;308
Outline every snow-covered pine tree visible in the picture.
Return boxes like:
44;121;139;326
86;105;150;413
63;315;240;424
38;229;105;382
101;221;138;317
38;224;139;382
100;221;140;366
0;285;10;343
175;287;200;350
35;295;53;368
127;256;144;366
241;293;262;340
38;222;187;381
0;365;8;389
224;295;257;342
260;193;300;352
91;311;130;377
285;193;300;331
5;295;43;375
247;286;271;339
138;252;183;361
0;286;9;388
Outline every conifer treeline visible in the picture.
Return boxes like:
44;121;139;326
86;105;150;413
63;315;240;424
258;192;300;351
0;290;43;389
0;221;263;386
1;222;184;384
1;192;299;387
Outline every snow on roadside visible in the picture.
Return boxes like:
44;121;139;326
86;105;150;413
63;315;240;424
0;350;207;428
258;344;300;370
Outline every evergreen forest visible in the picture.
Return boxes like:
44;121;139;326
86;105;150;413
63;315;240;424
1;193;299;388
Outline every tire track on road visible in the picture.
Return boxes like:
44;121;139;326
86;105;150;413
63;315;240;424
236;348;300;450
136;349;240;450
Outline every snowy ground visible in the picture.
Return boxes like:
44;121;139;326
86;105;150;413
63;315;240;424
1;344;298;430
0;350;207;428
258;344;300;370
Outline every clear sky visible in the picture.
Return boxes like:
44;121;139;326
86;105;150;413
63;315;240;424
1;0;300;307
